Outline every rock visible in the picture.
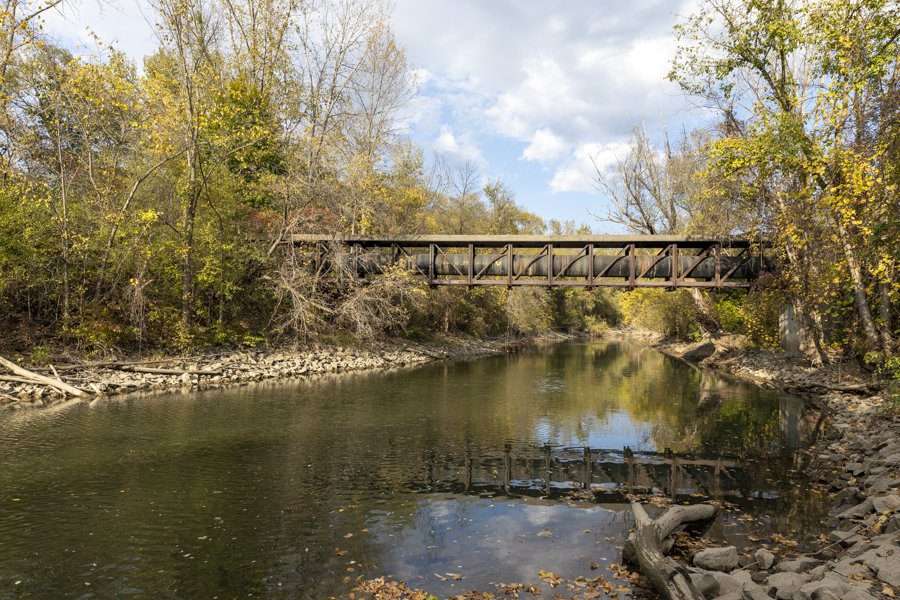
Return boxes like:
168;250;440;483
767;572;811;599
883;453;900;467
711;594;742;600
859;545;900;586
836;498;874;519
775;557;821;573
872;493;900;514
885;514;900;533
741;589;773;600
689;571;720;597
707;571;742;595
682;341;717;362
695;546;740;572
829;529;863;546
799;574;850;598
840;590;877;600
754;548;776;570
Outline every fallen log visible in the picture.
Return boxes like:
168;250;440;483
623;502;717;600
0;355;87;397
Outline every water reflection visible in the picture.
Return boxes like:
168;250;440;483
0;341;820;599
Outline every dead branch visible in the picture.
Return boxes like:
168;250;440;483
0;355;87;397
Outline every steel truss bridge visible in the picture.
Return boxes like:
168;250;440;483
293;234;770;289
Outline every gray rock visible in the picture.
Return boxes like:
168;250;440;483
810;591;840;600
859;544;900;586
767;572;811;599
689;571;720;598
711;594;742;600
840;590;877;600
775;557;821;573
883;452;900;466
837;498;874;519
872;493;900;514
799;574;850;598
754;548;776;570
741;589;773;600
707;571;742;596
695;546;740;572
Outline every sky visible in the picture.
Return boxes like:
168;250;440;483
42;0;710;232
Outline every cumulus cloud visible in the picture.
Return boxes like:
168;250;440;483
522;128;570;163
549;141;631;193
393;0;696;147
433;125;485;165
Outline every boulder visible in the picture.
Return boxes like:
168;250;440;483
766;572;810;599
694;546;740;572
836;498;874;520
754;548;776;570
689;571;720;598
775;557;821;573
872;493;900;514
859;545;900;587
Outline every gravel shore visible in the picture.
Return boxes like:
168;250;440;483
0;334;558;413
656;336;900;600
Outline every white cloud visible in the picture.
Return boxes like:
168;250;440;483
522;128;570;163
433;125;484;165
550;141;631;193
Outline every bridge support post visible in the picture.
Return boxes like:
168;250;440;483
779;302;802;355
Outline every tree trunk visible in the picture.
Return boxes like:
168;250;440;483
55;121;70;321
623;502;717;600
879;278;894;355
181;148;200;330
835;220;880;351
688;288;720;336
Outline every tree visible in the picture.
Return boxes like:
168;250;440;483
670;0;899;359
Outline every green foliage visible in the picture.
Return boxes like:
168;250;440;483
616;289;700;340
712;289;783;349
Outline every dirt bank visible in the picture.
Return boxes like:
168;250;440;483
0;332;576;413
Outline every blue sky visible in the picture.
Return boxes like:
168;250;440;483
44;0;710;232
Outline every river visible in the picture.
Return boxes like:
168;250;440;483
0;341;828;599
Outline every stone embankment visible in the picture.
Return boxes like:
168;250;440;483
660;337;900;600
0;335;535;412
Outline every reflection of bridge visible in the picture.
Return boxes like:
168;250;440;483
293;234;769;289
407;445;789;501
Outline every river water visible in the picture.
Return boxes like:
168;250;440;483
0;341;828;599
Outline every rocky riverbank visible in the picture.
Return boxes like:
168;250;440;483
648;335;900;600
0;333;573;413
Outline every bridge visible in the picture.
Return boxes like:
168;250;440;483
292;234;769;289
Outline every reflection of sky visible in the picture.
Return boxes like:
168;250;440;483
532;410;655;451
366;495;632;597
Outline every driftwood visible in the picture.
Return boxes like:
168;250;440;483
623;502;718;600
0;355;87;397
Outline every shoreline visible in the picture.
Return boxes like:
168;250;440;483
0;331;578;413
609;328;900;600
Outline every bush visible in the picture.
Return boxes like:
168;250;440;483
615;289;700;339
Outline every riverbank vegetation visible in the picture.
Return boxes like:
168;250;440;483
0;0;896;380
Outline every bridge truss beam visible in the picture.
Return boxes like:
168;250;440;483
292;234;770;289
